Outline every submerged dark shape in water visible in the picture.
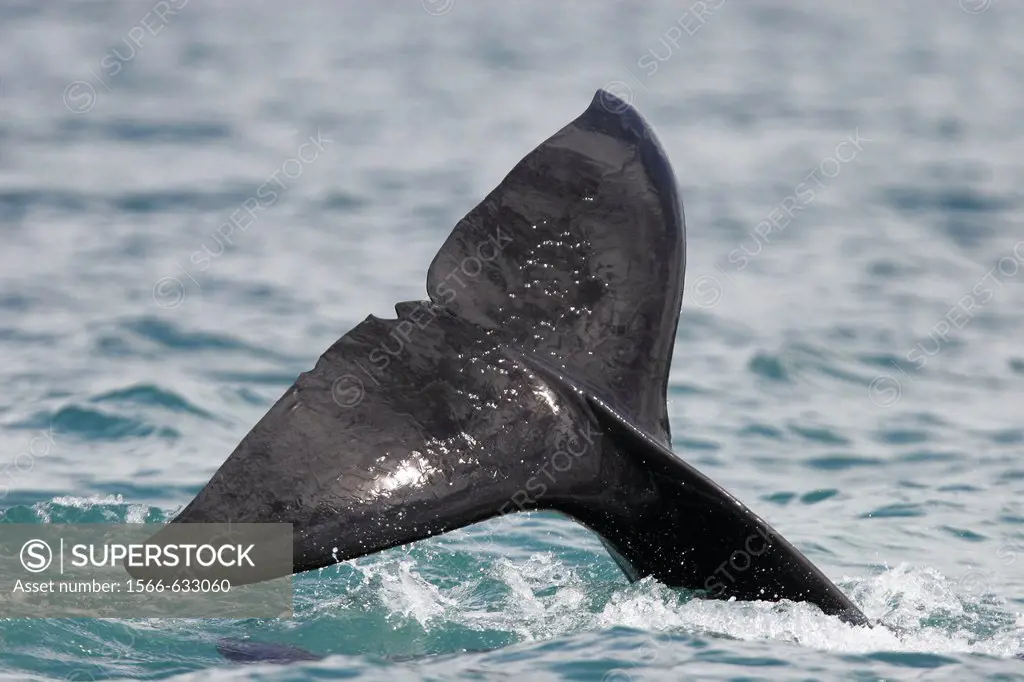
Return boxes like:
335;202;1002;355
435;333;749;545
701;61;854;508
148;90;870;643
215;637;500;666
216;638;324;665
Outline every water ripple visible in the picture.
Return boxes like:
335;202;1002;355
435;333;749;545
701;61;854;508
91;384;214;419
60;118;232;144
14;406;179;441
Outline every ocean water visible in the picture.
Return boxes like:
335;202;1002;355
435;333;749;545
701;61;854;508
1;1;1023;679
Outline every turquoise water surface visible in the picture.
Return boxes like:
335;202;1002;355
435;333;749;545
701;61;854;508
1;2;1022;680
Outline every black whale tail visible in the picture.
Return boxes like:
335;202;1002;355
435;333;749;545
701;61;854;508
158;89;868;630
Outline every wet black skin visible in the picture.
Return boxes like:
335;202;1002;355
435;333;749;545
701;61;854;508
154;89;869;629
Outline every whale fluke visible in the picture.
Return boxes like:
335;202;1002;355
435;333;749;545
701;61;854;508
162;90;868;628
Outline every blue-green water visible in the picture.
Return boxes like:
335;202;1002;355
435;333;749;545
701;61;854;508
1;1;1023;679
